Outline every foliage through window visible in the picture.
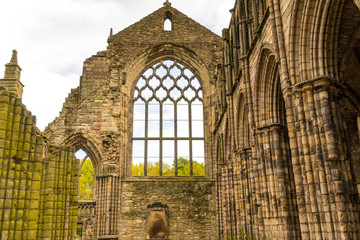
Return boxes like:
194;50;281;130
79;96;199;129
76;149;94;200
132;60;205;176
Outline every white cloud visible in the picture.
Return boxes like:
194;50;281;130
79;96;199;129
0;0;234;131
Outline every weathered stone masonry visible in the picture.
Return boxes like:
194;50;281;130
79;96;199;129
215;0;360;239
45;3;222;239
2;0;360;239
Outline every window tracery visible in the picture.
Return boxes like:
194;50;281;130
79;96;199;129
132;60;205;176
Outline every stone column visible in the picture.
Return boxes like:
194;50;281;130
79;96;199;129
285;78;360;239
95;173;121;238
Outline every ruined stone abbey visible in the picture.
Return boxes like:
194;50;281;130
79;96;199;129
1;0;360;239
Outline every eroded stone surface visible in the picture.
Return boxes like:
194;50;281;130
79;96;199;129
2;1;360;239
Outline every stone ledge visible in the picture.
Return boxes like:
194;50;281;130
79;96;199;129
146;238;169;240
78;200;96;204
123;176;215;182
98;235;119;240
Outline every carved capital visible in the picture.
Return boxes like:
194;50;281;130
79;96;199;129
302;84;314;93
282;86;292;99
313;78;332;90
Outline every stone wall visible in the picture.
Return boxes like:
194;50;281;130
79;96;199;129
37;145;79;239
0;90;43;239
0;87;79;239
214;0;360;239
39;0;360;239
118;178;216;240
45;3;223;239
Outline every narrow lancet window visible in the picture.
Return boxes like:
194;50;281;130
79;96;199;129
164;18;172;31
76;149;94;200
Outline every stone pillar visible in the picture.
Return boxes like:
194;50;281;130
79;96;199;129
0;90;42;239
37;145;79;239
95;175;121;239
285;78;360;239
249;124;300;239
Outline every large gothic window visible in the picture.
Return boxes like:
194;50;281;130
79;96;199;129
132;60;205;176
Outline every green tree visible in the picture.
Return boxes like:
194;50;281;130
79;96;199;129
132;163;145;176
79;159;94;200
132;158;205;176
162;162;175;176
147;161;160;176
193;160;205;176
132;162;175;176
177;157;205;176
177;157;190;175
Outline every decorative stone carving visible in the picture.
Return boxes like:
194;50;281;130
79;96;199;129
147;202;169;239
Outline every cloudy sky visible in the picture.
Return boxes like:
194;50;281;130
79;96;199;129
0;0;234;131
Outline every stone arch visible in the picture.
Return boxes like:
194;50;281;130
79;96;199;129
254;46;283;127
235;93;250;150
288;0;347;83
66;133;101;203
65;132;102;176
224;119;231;164
124;43;213;177
253;45;300;238
340;25;360;81
339;23;360;107
338;20;360;199
125;43;212;94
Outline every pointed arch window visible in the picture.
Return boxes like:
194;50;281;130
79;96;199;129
132;60;205;176
164;18;172;31
163;11;173;31
76;149;95;200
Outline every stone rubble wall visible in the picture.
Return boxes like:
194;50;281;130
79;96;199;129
118;179;216;240
44;4;224;239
